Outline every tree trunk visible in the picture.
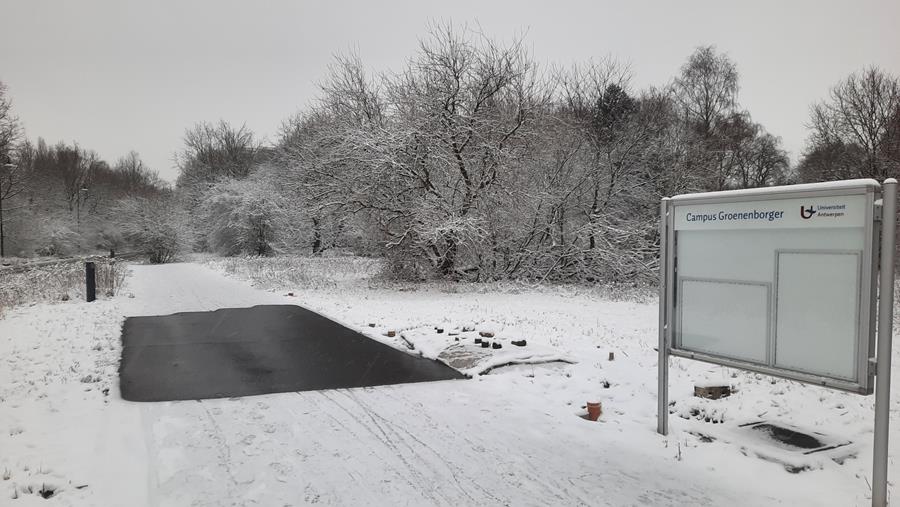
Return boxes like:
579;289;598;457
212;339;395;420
438;235;457;276
0;195;4;257
311;217;322;255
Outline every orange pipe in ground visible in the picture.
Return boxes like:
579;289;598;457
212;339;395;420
587;401;602;421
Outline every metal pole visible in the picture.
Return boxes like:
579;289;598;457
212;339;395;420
85;261;96;303
873;178;896;507
658;198;670;435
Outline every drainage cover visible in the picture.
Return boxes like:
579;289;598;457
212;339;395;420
740;421;850;455
749;423;824;449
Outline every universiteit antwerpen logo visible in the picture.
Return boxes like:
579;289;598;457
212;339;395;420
800;205;817;219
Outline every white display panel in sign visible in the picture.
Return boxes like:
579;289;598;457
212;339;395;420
665;180;879;393
775;251;860;379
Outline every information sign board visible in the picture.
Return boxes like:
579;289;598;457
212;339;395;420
663;180;879;393
655;179;897;507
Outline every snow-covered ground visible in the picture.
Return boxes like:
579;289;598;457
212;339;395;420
0;260;897;505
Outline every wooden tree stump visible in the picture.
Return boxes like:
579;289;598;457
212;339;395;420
694;385;732;400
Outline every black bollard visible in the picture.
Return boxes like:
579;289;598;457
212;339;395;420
85;261;96;302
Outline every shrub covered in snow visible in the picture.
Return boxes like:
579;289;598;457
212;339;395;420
204;254;383;291
113;195;186;263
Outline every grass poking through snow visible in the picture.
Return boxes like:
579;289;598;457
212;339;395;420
0;259;127;316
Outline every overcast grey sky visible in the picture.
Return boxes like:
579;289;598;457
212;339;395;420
1;0;898;181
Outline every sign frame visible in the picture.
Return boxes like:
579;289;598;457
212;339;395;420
662;180;879;394
656;178;897;507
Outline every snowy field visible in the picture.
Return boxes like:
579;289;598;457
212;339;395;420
0;257;898;505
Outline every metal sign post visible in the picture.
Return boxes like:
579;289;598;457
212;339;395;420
656;179;896;506
658;198;670;435
872;178;896;507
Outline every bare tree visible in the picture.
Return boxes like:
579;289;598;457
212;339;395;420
114;151;161;197
317;52;384;127
277;53;387;256
674;46;741;190
0;159;26;256
176;120;260;188
372;23;545;276
0;81;20;163
0;81;23;256
556;60;636;249
281;23;547;277
674;46;739;138
736;130;790;187
805;66;900;180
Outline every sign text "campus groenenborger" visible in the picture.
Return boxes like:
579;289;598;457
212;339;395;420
674;195;865;231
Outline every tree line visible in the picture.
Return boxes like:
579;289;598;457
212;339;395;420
2;25;898;283
0;83;167;258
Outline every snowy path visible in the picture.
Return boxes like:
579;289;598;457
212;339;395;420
120;264;738;506
1;262;892;505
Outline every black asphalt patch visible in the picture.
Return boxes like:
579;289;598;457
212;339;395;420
119;305;465;402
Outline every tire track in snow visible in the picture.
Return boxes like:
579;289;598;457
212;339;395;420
290;391;418;493
376;386;583;505
384;390;553;505
317;389;447;505
340;388;502;505
339;389;475;503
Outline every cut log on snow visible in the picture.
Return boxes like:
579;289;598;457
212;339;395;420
694;385;732;400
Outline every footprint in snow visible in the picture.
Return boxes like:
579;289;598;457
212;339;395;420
269;461;293;482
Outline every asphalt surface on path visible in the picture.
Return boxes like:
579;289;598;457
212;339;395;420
120;305;463;402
